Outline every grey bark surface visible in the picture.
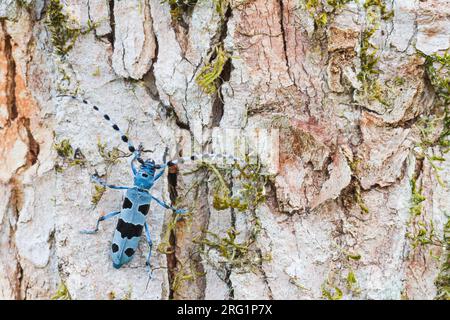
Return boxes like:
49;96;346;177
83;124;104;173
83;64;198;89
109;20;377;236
0;0;449;300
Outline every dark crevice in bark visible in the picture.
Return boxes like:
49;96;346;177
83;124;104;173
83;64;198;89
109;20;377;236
167;229;177;300
168;2;198;57
23;118;40;166
9;180;24;300
211;58;232;127
211;6;233;127
167;163;179;299
257;248;274;299
106;0;115;49
277;0;295;86
3;21;18;121
222;188;237;299
172;112;190;131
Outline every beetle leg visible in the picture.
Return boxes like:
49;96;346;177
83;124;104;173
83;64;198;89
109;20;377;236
144;222;153;278
80;210;120;234
153;168;166;183
150;195;187;214
91;175;130;190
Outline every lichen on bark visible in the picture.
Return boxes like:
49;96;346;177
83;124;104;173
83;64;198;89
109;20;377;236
0;0;450;300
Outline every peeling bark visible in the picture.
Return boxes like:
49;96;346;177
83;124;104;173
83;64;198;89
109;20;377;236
0;0;449;300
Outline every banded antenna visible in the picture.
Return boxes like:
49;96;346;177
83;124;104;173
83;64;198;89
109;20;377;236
161;152;246;168
57;95;145;164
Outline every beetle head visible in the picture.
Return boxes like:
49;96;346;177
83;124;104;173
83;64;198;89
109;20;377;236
134;158;157;189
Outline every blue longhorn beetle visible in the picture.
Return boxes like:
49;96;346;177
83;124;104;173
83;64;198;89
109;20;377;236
57;95;243;275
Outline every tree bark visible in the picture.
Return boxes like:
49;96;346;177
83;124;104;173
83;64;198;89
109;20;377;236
0;0;449;299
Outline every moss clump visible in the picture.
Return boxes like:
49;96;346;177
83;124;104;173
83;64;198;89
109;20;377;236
321;281;343;300
406;178;442;250
163;0;228;20
91;185;106;206
191;157;270;272
409;178;426;216
17;0;33;9
212;0;230;17
97;141;122;166
205;158;268;212
357;0;393;104
305;0;352;29
170;259;204;293
195;224;269;270
345;270;361;294
51;282;71;300
195;46;229;95
363;0;394;20
46;0;97;57
421;51;450;149
54;139;86;172
195;226;272;272
54;139;73;158
435;216;450;300
162;0;198;20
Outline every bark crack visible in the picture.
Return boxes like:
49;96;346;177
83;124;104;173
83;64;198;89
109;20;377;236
277;0;295;86
2;21;18;122
106;0;115;49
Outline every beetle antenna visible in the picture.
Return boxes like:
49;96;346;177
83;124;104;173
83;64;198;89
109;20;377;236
57;95;141;158
162;152;246;168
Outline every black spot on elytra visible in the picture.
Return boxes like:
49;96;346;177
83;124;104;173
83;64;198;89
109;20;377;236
112;243;119;253
125;248;135;257
93;106;99;111
190;155;195;160
116;219;143;239
121;135;128;143
104;114;110;121
83;99;88;104
129;146;135;153
112;124;119;131
138;204;150;216
122;197;132;209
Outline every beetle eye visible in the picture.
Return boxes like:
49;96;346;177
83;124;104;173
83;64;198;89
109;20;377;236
142;173;148;178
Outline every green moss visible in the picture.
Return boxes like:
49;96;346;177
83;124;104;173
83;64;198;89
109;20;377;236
163;0;228;20
354;183;369;214
46;0;97;57
410;178;426;216
195;46;229;95
54;139;86;171
421;51;450;149
97;141;122;166
345;270;361;294
17;0;33;9
195;226;271;271
212;0;230;17
190;157;270;271
406;178;442;250
305;0;352;29
54;139;73;158
91;185;106;206
357;0;393;104
363;0;394;20
435;215;450;300
171;261;200;293
321;282;343;300
346;252;362;261
289;276;310;291
162;0;198;20
51;282;71;300
205;157;268;212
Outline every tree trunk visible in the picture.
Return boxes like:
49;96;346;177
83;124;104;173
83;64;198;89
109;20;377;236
0;0;449;300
